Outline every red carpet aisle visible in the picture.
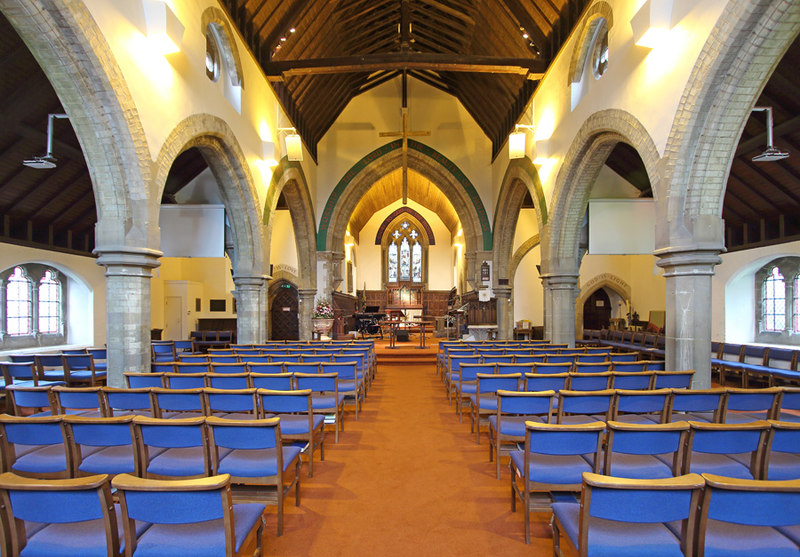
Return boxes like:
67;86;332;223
265;350;554;556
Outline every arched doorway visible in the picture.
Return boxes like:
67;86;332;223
269;280;298;340
583;288;611;330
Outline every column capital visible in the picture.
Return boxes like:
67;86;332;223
94;246;162;277
540;272;579;289
654;246;722;277
494;285;512;299
232;275;268;289
298;288;317;299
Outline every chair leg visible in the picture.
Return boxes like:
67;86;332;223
551;516;562;557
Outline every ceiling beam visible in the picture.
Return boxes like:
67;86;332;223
263;52;547;78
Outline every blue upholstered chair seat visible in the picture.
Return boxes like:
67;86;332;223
509;450;593;485
552;501;684;557
776;524;800;545
469;394;496;410
605;453;674;479
219;412;260;420
128;503;265;557
147;447;208;477
459;383;477;395
724;411;768;424
274;414;324;435
613;414;664;425
78;445;137;475
40;370;66;382
775;412;800;423
702;520;799;556
765;453;800;480
338;380;359;392
683;453;754;479
13;445;72;474
70;370;106;382
218;446;302;477
488;415;544;437
311;393;345;410
63;409;104;418
159;411;205;420
559;414;607;424
20;507;145;557
669;411;714;422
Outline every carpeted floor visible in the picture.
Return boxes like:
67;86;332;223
263;353;555;556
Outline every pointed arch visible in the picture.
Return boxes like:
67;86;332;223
375;207;436;245
567;1;614;85
659;0;800;252
317;139;492;254
154;114;266;279
493;157;547;283
543;110;661;272
509;234;541;287
264;159;317;290
0;0;155;251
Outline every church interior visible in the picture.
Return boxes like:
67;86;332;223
0;0;799;554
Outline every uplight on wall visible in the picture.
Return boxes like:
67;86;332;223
631;0;690;49
261;141;278;167
143;0;184;55
284;132;303;162
508;124;534;160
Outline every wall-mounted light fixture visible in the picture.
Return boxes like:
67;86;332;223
282;131;303;162
630;0;686;49
261;141;278;167
143;1;184;55
509;124;534;160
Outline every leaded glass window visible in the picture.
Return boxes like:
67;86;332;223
385;220;425;284
388;242;398;282
6;267;32;336
399;237;411;281
38;270;61;334
412;241;422;282
794;275;800;333
762;266;786;331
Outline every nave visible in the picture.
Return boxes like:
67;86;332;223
267;341;546;556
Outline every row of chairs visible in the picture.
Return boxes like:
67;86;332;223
510;419;800;544
449;367;691;413
153;356;371;372
0;413;303;536
0;471;266;557
551;471;800;556
1;355;106;387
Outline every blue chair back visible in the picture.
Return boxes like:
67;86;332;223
568;372;612;391
295;372;337;392
250;372;294;390
125;372;165;389
52;386;104;414
6;384;55;415
534;362;572;374
207;373;250;390
513;355;546;364
248;362;284;374
322;362;358;382
497;389;554;416
151;388;205;417
2;362;39;385
477;373;520;394
103;387;154;416
527;421;605;456
150;362;176;374
208;355;239;363
612;371;654;390
285;362;321;375
614;389;671;420
204;388;259;416
174;362;211;374
525;372;569;392
211;362;248;374
257;389;312;414
497;363;534;375
0;415;69;476
165;373;207;390
653;370;694;389
557;390;615;422
612;361;648;372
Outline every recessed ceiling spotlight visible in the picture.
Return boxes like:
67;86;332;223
289;28;296;33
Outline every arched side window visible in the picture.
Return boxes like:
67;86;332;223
754;257;800;344
38;270;61;335
6;267;32;336
762;266;786;332
1;263;67;348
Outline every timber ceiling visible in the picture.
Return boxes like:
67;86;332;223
220;0;590;160
0;9;797;258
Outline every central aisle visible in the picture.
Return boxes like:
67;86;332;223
266;358;553;556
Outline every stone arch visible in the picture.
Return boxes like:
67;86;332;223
509;234;541;287
263;160;317;290
493;157;547;284
0;0;155;252
154;114;266;280
659;0;800;252
567;1;614;85
375;207;436;245
318;139;492;257
201;7;244;89
576;273;631;334
543;110;661;272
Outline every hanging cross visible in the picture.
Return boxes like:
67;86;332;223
379;73;430;205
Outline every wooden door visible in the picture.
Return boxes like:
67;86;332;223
270;281;299;340
583;288;611;330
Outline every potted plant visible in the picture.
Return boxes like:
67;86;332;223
312;298;335;338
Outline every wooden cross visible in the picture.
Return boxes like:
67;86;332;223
379;75;430;204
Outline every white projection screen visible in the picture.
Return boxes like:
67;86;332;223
588;199;655;255
159;204;225;257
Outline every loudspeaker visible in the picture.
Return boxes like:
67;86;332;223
395;330;410;342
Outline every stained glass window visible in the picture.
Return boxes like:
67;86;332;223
6;267;32;336
412;241;422;282
38;270;61;334
388;242;398;282
399;237;411;281
794;275;800;332
763;266;785;331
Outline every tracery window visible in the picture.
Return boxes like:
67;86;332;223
794;275;800;333
6;267;31;336
385;220;425;284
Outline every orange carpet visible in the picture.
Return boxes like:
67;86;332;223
263;352;555;556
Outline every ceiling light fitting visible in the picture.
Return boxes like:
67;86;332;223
751;106;789;162
23;113;68;169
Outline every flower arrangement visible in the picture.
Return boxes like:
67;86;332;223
313;298;335;319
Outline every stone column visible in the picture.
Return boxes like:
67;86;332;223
298;289;316;341
95;247;161;387
233;275;267;345
494;285;513;340
542;273;579;347
541;276;551;341
655;248;722;388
